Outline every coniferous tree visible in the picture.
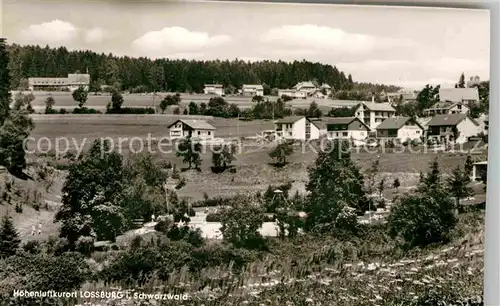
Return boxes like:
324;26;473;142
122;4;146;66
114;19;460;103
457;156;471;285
0;38;11;125
0;214;21;258
304;140;368;233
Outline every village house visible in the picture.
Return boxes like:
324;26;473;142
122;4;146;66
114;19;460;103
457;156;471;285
242;84;264;96
168;119;216;140
28;73;90;92
323;117;370;144
426;113;481;144
384;89;417;103
292;81;318;98
376;117;424;142
354;100;396;131
203;84;224;96
422;102;470;117
274;116;325;140
439;87;480;104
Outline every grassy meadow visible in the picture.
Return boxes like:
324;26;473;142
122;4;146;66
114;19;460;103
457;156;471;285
25;91;360;113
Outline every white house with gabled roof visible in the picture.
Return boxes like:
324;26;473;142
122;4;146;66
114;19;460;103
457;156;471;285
168;119;216;140
242;84;264;96
203;84;224;96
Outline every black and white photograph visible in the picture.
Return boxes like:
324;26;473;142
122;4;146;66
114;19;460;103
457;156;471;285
0;0;491;305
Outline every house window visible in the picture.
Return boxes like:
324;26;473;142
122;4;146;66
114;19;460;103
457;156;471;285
198;131;201;135
342;132;348;137
416;131;421;134
208;131;211;136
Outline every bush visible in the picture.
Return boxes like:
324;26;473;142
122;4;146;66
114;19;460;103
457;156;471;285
72;107;102;114
387;187;457;247
105;107;155;114
166;225;204;247
22;240;41;254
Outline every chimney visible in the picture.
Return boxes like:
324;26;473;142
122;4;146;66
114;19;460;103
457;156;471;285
371;93;375;103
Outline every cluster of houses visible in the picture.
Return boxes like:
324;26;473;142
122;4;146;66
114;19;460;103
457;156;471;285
273;87;485;145
169;87;486;146
202;81;332;99
277;81;332;99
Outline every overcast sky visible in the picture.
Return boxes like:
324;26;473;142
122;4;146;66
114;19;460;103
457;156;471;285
1;0;490;89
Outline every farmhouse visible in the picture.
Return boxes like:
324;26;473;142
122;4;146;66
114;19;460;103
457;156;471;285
203;84;224;96
28;73;90;92
168;119;216;140
426;113;481;144
354;101;396;131
439;87;479;104
422;102;470;117
274;116;325;140
278;81;328;99
242;84;264;96
293;81;317;98
376;117;424;142
323;117;370;143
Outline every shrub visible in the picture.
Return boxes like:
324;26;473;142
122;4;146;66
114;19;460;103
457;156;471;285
22;240;41;254
219;199;268;250
72;107;102;114
105;107;155;114
175;177;187;189
166;225;204;247
387;187;457;247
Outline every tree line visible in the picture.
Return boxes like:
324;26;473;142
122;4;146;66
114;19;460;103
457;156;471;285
7;44;400;94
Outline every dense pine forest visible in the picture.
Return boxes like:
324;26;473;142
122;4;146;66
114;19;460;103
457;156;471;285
7;44;400;94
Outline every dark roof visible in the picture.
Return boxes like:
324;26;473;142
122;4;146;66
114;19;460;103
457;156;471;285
439;88;479;102
167;119;216;130
310;119;326;130
275;116;305;124
426;101;459;110
322;117;358;125
377;117;411;130
322;117;370;130
426;114;478;127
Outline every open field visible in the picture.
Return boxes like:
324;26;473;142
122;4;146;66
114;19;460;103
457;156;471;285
23;91;360;112
29;115;487;202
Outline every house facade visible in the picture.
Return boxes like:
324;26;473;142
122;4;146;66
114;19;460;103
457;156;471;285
203;84;224;96
242;84;264;96
439;88;480;104
323;117;370;143
28;73;90;92
422;102;470;117
376;117;424;142
274;116;325;140
168;119;216;140
354;101;396;131
426;113;481;144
